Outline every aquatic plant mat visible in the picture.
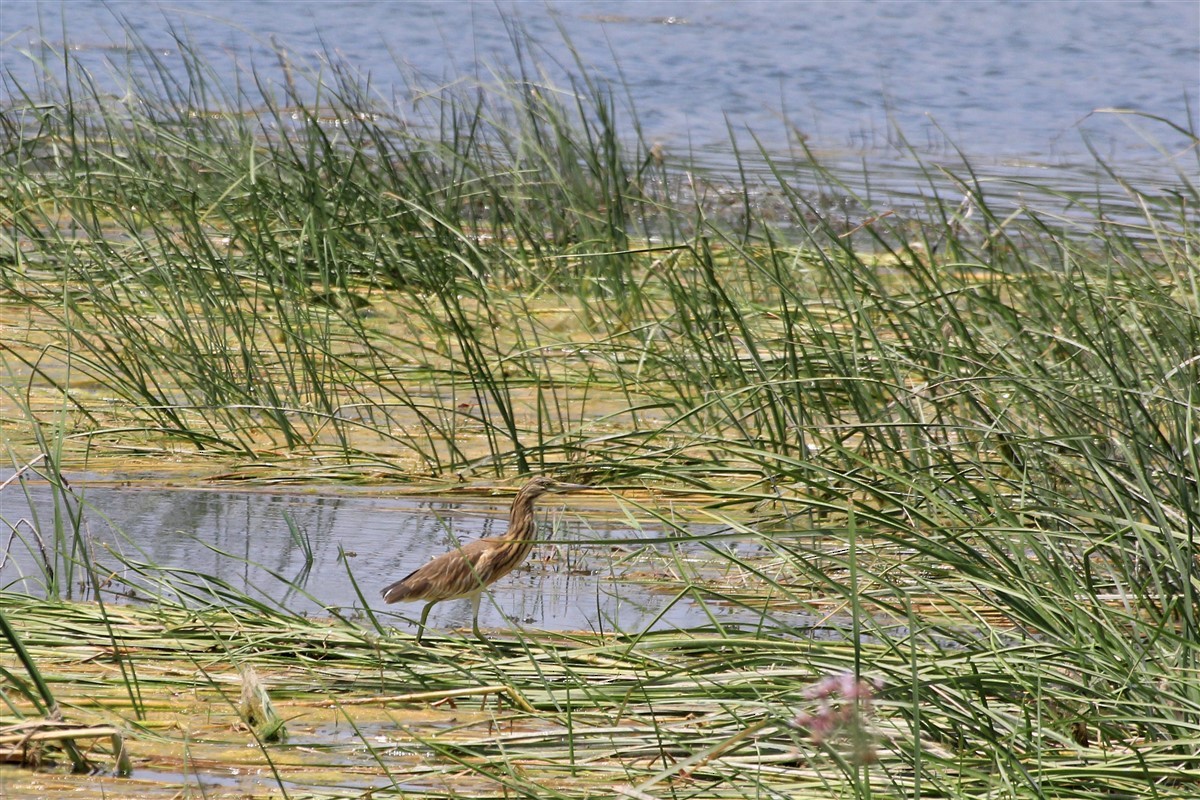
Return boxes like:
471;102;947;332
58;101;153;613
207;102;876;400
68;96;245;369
3;21;1200;800
0;594;1194;800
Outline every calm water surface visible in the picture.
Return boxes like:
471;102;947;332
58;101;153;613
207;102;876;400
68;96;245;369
2;1;1195;181
0;482;766;637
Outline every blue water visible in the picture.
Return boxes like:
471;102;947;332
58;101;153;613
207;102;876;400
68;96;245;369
0;482;762;637
2;0;1195;174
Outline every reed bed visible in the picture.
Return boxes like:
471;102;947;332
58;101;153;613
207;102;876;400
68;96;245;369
4;594;1197;799
3;25;1199;799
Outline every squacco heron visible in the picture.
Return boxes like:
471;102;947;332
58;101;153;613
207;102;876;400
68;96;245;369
380;476;588;645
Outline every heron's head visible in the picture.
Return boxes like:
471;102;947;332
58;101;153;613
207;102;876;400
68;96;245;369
520;475;590;499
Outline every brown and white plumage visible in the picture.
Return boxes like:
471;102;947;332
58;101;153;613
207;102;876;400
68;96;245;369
380;476;588;645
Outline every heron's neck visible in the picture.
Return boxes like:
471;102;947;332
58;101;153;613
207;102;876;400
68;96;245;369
505;491;542;541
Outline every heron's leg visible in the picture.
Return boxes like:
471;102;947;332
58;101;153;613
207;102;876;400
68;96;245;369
469;592;498;651
415;601;434;646
470;592;483;641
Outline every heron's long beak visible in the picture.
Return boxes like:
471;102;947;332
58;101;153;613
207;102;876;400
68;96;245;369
549;481;590;491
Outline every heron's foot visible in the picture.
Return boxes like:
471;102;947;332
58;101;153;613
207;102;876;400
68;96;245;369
472;625;501;653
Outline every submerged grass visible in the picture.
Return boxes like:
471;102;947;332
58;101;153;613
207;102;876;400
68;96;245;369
2;20;1199;800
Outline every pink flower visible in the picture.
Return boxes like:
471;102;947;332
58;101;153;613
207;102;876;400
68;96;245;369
791;672;881;762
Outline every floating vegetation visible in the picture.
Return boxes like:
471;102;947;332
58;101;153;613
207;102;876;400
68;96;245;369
1;594;1195;798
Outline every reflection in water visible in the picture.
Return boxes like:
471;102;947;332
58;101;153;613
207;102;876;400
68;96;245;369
0;483;746;636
